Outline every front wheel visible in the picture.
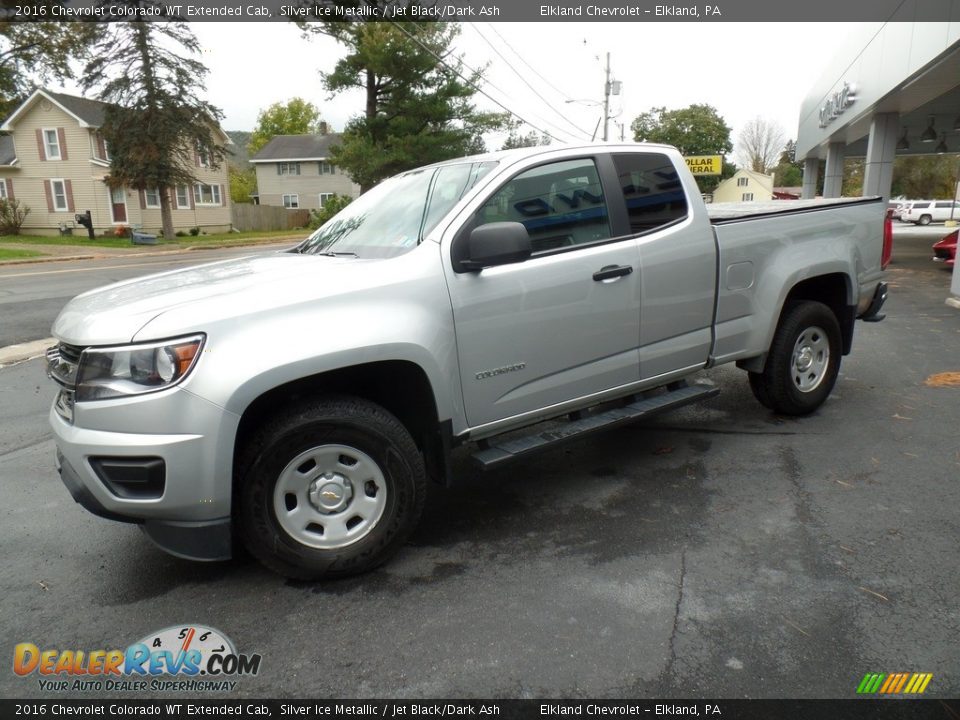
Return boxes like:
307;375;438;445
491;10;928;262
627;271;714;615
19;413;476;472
238;396;426;580
748;301;842;416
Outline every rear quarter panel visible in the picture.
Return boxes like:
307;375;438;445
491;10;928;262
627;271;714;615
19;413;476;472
711;199;885;364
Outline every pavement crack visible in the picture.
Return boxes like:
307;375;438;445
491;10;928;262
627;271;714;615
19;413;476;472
664;549;687;682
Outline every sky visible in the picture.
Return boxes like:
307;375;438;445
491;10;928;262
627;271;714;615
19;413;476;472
59;21;851;158
183;21;851;156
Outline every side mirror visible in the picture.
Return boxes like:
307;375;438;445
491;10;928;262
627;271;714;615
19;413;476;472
461;222;532;271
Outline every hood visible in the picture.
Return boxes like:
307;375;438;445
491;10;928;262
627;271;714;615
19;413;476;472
51;252;370;345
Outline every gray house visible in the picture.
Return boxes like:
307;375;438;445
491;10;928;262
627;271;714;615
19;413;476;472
249;134;360;210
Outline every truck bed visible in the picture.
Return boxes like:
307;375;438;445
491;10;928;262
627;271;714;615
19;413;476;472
706;196;881;223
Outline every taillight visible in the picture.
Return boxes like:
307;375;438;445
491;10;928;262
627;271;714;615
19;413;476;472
882;210;893;270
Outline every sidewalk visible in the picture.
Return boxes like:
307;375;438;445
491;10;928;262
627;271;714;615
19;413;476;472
0;234;302;266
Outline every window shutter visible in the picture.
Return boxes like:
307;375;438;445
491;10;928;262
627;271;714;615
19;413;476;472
96;134;106;160
220;184;226;206
6;179;14;201
65;180;75;212
36;129;46;161
189;185;195;209
43;180;54;212
194;149;201;167
57;128;68;161
277;164;282;175
138;189;146;209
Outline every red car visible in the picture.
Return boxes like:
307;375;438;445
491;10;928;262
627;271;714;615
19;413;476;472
933;229;957;268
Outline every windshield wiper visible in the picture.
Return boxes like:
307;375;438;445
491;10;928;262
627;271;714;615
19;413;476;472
317;251;359;258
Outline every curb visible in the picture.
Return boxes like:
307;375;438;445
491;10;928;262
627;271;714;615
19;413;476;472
0;238;300;267
0;338;55;367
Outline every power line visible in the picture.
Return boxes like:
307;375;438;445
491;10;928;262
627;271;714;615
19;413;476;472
390;22;581;145
483;23;578;105
470;24;593;140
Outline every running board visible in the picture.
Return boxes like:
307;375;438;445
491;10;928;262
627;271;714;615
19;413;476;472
470;381;719;470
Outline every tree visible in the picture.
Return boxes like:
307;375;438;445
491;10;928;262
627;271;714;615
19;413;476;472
82;14;226;241
248;98;324;156
736;117;786;174
308;194;353;228
773;139;803;187
631;104;734;192
302;18;506;192
0;18;95;118
892;155;960;199
229;166;257;204
501;124;551;150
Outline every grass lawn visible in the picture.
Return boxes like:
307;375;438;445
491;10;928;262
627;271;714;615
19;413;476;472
0;247;44;260
0;229;308;250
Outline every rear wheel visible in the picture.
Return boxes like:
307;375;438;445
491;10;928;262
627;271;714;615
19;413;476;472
238;396;426;580
919;214;932;226
748;301;841;415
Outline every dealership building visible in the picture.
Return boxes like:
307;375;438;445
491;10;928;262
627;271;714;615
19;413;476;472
796;20;960;203
796;17;960;302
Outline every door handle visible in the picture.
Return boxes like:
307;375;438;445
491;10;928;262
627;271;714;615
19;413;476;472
592;264;633;282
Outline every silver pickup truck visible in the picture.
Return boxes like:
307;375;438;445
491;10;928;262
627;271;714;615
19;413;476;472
46;143;890;579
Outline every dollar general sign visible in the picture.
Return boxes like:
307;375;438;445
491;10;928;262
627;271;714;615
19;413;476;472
684;155;722;175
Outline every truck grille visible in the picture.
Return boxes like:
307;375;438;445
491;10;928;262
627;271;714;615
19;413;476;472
47;342;86;423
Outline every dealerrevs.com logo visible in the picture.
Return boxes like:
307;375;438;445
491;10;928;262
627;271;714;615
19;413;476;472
13;625;262;692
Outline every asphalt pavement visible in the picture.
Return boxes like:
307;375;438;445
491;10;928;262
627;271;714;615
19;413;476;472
0;225;957;701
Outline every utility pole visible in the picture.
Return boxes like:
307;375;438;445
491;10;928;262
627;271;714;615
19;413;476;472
603;51;610;142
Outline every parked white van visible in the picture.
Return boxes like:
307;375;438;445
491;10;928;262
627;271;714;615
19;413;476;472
901;200;960;225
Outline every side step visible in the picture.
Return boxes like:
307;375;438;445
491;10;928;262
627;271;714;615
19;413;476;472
470;381;719;470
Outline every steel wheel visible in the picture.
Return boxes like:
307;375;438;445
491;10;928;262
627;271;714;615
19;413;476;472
790;326;830;393
273;444;387;549
239;396;427;580
747;300;841;416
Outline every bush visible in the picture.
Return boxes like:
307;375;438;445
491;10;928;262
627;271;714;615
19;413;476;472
309;194;354;229
189;227;201;236
0;198;30;235
175;231;187;237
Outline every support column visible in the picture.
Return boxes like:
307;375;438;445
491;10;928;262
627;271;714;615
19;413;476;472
801;157;819;199
862;113;899;201
822;142;846;198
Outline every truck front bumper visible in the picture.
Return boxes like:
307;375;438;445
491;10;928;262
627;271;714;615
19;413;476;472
49;389;238;562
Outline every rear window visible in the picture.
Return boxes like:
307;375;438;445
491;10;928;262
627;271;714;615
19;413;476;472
612;153;688;234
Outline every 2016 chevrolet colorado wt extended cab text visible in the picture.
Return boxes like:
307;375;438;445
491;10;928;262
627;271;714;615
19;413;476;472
46;144;891;579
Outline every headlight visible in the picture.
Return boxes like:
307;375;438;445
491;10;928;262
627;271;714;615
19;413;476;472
76;335;205;402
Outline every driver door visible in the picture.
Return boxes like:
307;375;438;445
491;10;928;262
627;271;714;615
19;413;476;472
444;156;641;429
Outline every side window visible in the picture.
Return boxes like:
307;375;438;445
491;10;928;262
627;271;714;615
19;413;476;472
612;153;688;235
422;163;474;237
473;158;611;252
422;161;496;239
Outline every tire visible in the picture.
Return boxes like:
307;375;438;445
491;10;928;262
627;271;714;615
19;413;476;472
747;372;774;409
748;301;841;416
238;396;426;580
919;214;932;226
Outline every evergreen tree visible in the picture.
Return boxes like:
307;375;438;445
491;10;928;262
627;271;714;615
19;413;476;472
0;15;95;118
82;13;225;240
302;17;505;192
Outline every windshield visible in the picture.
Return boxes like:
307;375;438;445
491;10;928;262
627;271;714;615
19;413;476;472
297;161;496;259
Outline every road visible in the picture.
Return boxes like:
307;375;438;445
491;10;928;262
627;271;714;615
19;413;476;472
0;226;958;701
0;244;294;347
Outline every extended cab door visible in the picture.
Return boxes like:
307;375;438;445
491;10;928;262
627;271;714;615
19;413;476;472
609;152;716;380
444;154;642;430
